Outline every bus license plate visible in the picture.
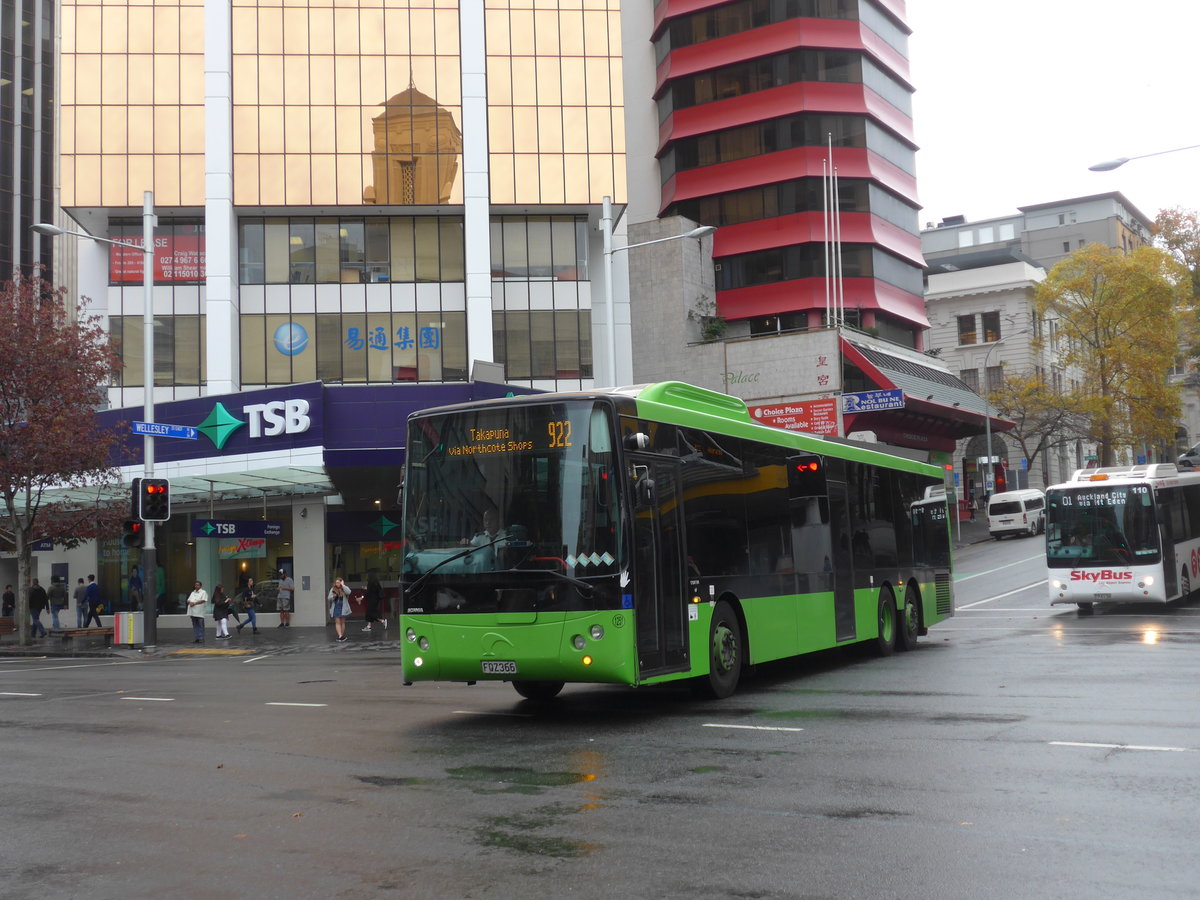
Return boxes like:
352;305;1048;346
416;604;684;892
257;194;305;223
482;660;517;675
1093;593;1111;600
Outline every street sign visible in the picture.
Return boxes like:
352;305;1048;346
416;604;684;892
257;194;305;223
192;519;283;539
132;421;198;440
841;389;904;413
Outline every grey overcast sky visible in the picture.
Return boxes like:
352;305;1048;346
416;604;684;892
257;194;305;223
907;0;1200;228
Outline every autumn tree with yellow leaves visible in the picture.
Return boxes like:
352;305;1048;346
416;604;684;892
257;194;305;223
1033;244;1189;467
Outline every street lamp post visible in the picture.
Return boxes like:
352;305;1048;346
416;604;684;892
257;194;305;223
981;338;1006;498
35;190;158;649
1088;143;1200;172
599;196;716;387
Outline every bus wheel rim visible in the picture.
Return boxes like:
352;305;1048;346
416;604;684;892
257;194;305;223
713;623;736;673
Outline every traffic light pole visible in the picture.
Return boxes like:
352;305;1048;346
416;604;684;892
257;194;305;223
140;192;157;651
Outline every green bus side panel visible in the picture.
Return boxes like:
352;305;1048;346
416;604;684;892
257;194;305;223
401;611;639;686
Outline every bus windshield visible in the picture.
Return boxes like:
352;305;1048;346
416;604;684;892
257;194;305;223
1046;484;1159;568
402;400;621;613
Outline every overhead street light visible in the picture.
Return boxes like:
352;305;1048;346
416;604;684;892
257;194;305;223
599;196;717;386
1088;143;1200;172
34;190;159;649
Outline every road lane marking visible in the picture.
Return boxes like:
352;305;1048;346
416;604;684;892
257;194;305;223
0;691;41;696
453;709;535;718
703;723;805;733
265;702;327;707
242;655;272;663
958;581;1048;608
120;696;174;702
1050;741;1191;753
955;553;1044;583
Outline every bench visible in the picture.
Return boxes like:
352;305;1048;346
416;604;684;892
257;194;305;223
48;627;114;647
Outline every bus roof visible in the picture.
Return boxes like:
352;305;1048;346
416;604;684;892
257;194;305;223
409;381;943;479
1048;463;1200;490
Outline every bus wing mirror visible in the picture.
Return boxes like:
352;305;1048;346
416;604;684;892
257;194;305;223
636;476;656;507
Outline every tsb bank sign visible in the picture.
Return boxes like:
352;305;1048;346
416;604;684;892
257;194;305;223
198;398;312;450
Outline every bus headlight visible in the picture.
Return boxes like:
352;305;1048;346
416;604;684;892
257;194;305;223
1051;579;1066;591
572;634;586;650
418;637;430;651
589;624;605;640
1138;576;1154;588
406;628;418;642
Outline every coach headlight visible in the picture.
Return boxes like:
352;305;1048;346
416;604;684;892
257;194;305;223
1050;578;1067;591
1137;576;1154;589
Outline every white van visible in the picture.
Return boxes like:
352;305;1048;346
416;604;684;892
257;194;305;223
987;489;1046;539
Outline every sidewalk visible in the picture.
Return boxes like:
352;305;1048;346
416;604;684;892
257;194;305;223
953;515;992;549
0;621;400;660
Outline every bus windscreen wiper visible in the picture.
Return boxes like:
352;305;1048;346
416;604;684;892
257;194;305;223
403;533;509;598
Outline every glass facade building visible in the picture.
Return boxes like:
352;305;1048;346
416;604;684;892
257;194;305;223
58;0;623;405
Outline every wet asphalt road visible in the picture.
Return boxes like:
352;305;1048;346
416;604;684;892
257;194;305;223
2;534;1199;899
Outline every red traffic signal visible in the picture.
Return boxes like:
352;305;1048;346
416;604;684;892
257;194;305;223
122;520;144;548
137;477;171;522
787;454;826;495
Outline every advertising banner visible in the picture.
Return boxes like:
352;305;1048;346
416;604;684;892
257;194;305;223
110;234;206;283
748;398;840;435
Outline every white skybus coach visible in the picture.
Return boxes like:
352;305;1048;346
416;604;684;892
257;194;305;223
1046;464;1200;613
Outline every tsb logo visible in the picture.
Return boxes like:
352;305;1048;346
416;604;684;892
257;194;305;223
244;399;311;438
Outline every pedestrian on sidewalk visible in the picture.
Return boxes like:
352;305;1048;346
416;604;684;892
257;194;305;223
72;578;87;627
186;580;208;643
276;569;294;628
83;575;103;627
28;579;48;637
328;576;353;642
363;570;386;633
212;585;233;639
2;584;14;618
968;493;977;521
236;577;260;634
47;576;69;630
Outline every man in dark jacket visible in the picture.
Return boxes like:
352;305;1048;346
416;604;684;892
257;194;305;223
28;579;48;637
47;577;69;630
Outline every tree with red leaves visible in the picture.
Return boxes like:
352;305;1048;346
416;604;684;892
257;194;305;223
0;272;126;645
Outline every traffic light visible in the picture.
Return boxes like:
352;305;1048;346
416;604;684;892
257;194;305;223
787;454;827;496
122;520;144;548
138;478;171;522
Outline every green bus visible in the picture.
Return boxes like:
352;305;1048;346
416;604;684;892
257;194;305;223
400;382;954;699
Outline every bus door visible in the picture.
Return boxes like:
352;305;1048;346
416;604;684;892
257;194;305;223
629;455;688;677
1158;487;1179;596
789;455;855;642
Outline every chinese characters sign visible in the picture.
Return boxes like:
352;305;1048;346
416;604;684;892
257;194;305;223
722;331;842;402
344;326;441;351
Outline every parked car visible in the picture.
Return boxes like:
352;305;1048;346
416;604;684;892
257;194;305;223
1178;443;1200;469
987;489;1046;539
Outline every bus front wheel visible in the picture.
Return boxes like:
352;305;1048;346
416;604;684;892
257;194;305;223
512;680;564;701
874;588;897;656
699;600;742;699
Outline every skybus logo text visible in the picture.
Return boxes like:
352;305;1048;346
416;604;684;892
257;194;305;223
1069;570;1133;582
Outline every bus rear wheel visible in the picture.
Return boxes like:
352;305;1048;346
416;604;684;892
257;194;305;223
512;680;564;701
874;588;897;656
699;600;742;699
